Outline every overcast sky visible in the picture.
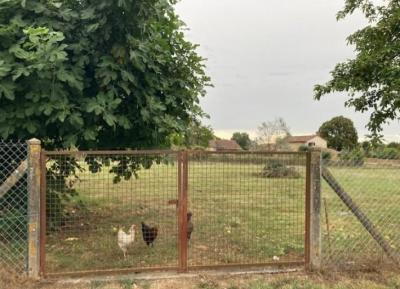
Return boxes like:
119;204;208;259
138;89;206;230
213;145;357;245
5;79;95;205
175;0;400;141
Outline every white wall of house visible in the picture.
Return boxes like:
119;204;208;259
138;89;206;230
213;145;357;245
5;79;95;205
306;136;327;148
289;136;327;151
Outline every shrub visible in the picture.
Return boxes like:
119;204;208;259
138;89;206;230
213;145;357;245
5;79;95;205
321;151;332;162
262;159;300;178
368;147;400;160
339;149;365;166
298;145;309;152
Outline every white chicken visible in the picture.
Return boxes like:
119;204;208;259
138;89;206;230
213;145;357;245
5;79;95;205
117;224;136;259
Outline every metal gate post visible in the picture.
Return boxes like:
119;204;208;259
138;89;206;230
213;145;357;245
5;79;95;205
39;150;47;277
177;151;188;272
306;150;322;270
27;139;41;278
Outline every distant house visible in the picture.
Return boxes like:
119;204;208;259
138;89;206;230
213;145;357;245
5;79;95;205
287;135;327;151
208;139;242;151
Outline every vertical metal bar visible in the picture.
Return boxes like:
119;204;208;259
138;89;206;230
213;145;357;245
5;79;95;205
177;151;182;269
305;151;311;267
39;150;47;277
177;151;188;272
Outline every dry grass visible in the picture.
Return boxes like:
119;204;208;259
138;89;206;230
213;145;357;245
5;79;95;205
2;269;400;289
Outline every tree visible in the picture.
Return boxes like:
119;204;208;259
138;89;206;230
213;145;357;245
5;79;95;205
256;117;290;146
387;142;400;150
231;132;251;150
275;135;291;150
0;0;211;229
0;0;210;150
318;116;358;151
184;122;214;148
314;0;400;139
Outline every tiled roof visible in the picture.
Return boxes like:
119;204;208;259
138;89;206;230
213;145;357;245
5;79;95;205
208;139;242;150
287;135;318;143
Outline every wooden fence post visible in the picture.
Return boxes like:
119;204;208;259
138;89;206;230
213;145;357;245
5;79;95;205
309;149;321;270
27;138;41;278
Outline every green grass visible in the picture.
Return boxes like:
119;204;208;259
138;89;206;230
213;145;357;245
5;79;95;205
44;159;400;273
320;165;400;266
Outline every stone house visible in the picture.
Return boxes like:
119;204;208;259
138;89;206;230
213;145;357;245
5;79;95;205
287;135;327;151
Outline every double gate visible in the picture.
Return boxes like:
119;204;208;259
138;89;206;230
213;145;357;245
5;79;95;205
39;150;311;276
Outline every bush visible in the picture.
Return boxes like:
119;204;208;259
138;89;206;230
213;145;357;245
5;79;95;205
262;159;300;178
339;149;365;166
298;145;309;152
321;151;332;162
368;147;400;160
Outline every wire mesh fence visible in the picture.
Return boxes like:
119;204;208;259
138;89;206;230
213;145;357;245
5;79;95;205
0;140;28;273
4;144;398;276
43;151;179;275
321;157;400;270
187;151;307;267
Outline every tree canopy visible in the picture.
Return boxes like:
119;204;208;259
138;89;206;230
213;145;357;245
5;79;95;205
184;121;214;148
318;116;358;151
256;117;290;145
314;0;400;139
0;0;210;149
231;132;251;150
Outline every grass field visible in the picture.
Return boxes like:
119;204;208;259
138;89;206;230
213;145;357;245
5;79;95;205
320;163;400;267
42;154;400;274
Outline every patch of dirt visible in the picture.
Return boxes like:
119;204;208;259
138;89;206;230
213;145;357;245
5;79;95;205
2;268;400;289
0;268;38;289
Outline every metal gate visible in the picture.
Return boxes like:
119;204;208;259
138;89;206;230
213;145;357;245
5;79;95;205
186;151;308;269
40;150;310;276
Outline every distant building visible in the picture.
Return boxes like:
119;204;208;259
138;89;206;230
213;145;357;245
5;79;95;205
208;139;242;151
287;135;327;151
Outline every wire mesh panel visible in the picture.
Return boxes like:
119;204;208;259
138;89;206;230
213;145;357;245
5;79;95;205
187;151;307;267
43;151;179;275
0;141;28;272
321;158;400;270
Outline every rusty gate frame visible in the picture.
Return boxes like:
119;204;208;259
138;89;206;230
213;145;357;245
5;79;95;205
39;149;312;277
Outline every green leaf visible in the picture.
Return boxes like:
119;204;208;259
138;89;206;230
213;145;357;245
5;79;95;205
0;82;15;100
68;113;84;127
81;7;96;20
0;62;12;77
12;66;30;80
62;134;77;148
25;122;37;133
117;116;132;129
83;129;97;141
85;100;103;115
86;23;99;33
42;104;54;116
121;70;136;84
9;46;32;60
103;113;117;126
56;69;83;90
51;2;63;9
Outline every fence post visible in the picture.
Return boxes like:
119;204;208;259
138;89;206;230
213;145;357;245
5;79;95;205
27;138;41;279
177;151;188;272
308;149;321;270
